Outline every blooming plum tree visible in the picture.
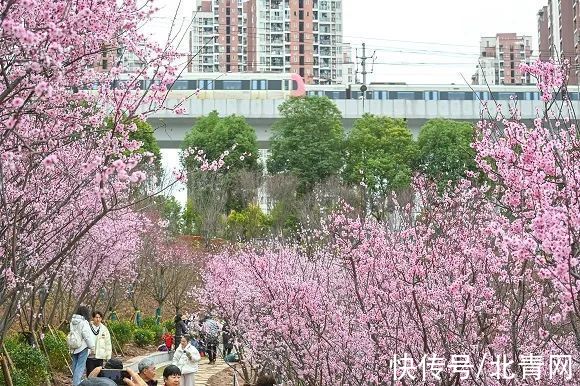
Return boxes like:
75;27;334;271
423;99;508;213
202;60;580;386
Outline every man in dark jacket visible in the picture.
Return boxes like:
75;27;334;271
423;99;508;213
174;314;188;350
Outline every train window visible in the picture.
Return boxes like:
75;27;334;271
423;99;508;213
396;91;415;100
198;80;214;90
479;91;490;100
268;80;282;90
497;92;513;100
424;91;439;100
222;80;242;90
251;80;267;90
568;92;579;100
448;92;466;100
324;91;342;99
374;91;387;100
170;80;189;90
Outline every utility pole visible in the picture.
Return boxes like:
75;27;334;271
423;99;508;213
355;42;376;108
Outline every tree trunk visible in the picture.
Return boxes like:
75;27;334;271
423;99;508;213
0;350;14;386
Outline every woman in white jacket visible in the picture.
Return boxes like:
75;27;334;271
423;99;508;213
69;306;95;386
172;336;201;386
85;311;112;375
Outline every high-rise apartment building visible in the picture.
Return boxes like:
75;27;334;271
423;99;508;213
538;0;579;84
189;0;345;84
538;6;551;61
473;34;534;85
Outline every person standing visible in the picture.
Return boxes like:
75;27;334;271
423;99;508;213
69;306;95;386
174;314;188;350
172;336;201;386
201;315;220;365
85;311;112;375
221;324;233;358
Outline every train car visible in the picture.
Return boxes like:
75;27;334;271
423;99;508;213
353;83;579;101
163;72;306;100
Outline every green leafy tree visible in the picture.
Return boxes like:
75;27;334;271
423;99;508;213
154;195;183;235
343;114;417;219
182;111;260;212
226;204;272;241
267;96;344;193
182;200;202;236
182;111;259;172
416;118;476;187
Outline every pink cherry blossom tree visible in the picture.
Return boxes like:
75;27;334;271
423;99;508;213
0;0;191;360
202;60;579;386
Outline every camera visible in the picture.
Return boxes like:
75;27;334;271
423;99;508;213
98;369;131;385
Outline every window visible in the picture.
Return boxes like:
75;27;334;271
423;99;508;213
171;80;189;90
396;91;415;100
424;91;439;100
374;91;387;100
223;80;243;90
448;92;466;100
268;80;282;90
198;80;214;90
497;92;513;100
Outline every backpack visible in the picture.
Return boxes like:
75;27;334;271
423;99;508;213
67;322;83;350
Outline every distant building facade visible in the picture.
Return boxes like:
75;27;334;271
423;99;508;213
538;0;580;84
188;0;346;84
472;33;534;85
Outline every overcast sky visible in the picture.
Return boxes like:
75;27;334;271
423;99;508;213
153;0;548;204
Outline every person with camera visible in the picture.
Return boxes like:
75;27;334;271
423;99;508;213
172;336;201;386
83;366;148;386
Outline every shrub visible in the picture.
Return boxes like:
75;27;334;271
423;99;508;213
141;317;163;340
107;321;134;347
162;319;175;334
226;204;272;241
133;328;156;347
42;331;69;371
0;337;48;386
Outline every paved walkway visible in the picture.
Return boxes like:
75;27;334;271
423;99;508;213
155;356;229;386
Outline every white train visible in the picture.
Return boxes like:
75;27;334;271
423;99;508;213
119;72;579;101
